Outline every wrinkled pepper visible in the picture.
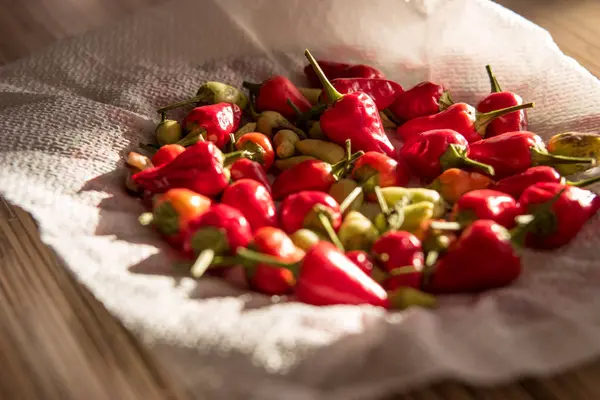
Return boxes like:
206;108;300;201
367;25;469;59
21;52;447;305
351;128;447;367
305;50;396;157
398;129;495;180
150;144;186;167
304;59;385;88
221;179;277;233
451;189;521;229
371;231;424;273
236;132;275;171
228;158;272;191
476;65;528;137
547;132;600;176
179;103;242;149
396;102;534;144
388;81;450;122
157;82;248;113
429;168;493;204
321;78;403;110
337;211;379;251
467;131;595;179
243;75;312;119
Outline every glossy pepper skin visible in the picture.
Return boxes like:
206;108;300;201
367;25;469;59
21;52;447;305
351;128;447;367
279;191;342;234
185;204;252;258
323;78;403;110
243;75;312;119
468;131;595;179
305;50;396;158
132;142;230;197
451;189;521;229
141;188;212;249
221;179;277;233
429;168;493;204
351;152;410;198
181;103;242;149
477;65;528;137
236;132;275;171
382;271;423;292
396;102;534;144
248;227;304;295
518;182;600;249
345;250;374;276
151;144;186;167
371;231;424;273
426;220;521;294
398;129;495;181
304;60;385;88
388;81;448;121
229;158;272;192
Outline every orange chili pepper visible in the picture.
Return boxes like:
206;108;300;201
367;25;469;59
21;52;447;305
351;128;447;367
429;168;493;204
236;132;275;171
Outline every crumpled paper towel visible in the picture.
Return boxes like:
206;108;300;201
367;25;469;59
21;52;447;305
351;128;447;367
1;0;600;398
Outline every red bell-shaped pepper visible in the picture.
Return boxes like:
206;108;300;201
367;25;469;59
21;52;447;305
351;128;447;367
426;219;521;294
279;191;342;235
350;151;410;201
138;188;212;250
221;179;277;233
397;129;495;181
247;227;304;295
243;75;312;119
305;50;396;157
345;250;375;276
371;231;424;273
304;59;385;88
151;144;186;167
517;182;600;249
322;78;403;110
229;158;272;192
451;189;521;229
490;166;600;199
477;65;528;137
467;131;595;179
396;102;534;144
271;140;362;200
180;103;242;149
388;81;450;121
236;132;275;171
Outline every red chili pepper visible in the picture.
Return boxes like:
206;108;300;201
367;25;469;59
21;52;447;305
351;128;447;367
243;75;312;119
303;60;385;88
517;182;600;249
371;231;424;273
426;220;521;294
397;129;495;181
271;142;362;200
388;81;450;121
477;65;528;137
451;189;521;229
236;132;275;171
138;188;212;249
321;78;403;110
351;151;410;200
345;250;374;276
247;227;304;295
305;50;396;157
279;191;342;234
396;102;534;144
229;158;272;191
490;166;600;199
381;269;423;292
467;131;595;179
221;179;277;233
237;242;389;307
151;144;186;167
180;103;242;149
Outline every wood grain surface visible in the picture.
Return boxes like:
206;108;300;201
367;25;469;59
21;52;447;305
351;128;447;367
1;1;599;399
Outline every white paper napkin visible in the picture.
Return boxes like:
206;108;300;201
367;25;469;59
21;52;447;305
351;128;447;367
1;0;600;399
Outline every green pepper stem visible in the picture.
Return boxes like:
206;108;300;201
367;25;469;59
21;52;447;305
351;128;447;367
567;174;600;187
485;65;503;93
330;150;364;180
374;185;390;215
160;112;167;122
287;98;303;117
242;81;262;96
228;133;236;153
443;144;495;176
531;148;595;168
222;149;251;166
438;91;454;111
139;143;159;155
138;212;154;226
190;249;216;278
389;265;420;276
304;49;343;102
474;102;535;135
157;95;206;114
176;129;206;147
235;247;299;277
247;92;260;120
316;208;345;251
339;186;364;214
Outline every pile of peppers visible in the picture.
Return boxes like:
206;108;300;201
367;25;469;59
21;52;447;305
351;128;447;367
126;49;600;310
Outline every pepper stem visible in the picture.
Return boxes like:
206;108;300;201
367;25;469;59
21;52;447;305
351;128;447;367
235;247;299;277
567;174;600;187
242;81;262;96
190;249;215;279
228;133;236;153
442;144;495;176
374;185;390;215
339;186;364;214
304;49;343;103
138;212;154;226
157;96;206;114
330;150;364;180
474;102;535;135
531;148;595;168
222;149;250;166
176;129;206;147
315;207;345;251
160;112;167;123
485;65;503;93
438;91;454;111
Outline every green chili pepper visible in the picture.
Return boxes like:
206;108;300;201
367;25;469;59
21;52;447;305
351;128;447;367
295;139;345;164
274;155;316;170
290;229;324;251
307;121;328;140
380;187;446;218
256;111;306;138
156;82;248;113
273;129;300;159
374;202;435;234
338;211;379;251
155;113;183;145
328;179;363;215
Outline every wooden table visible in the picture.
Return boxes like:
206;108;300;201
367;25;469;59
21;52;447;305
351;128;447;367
1;1;599;398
